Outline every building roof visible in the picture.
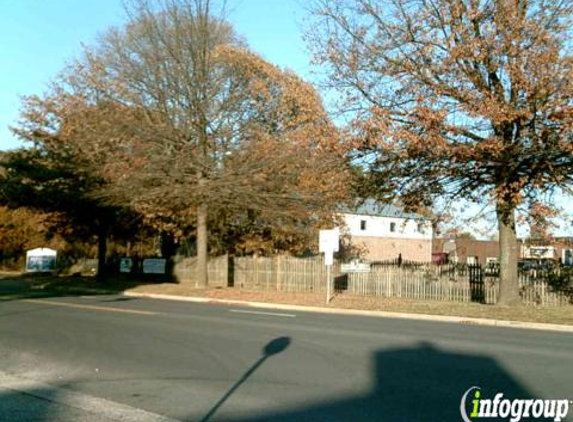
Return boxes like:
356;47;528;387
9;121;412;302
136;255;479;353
341;199;427;220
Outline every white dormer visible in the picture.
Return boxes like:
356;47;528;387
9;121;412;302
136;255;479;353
339;200;433;240
335;200;433;262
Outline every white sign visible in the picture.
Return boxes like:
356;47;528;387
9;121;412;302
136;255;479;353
319;229;339;253
25;248;57;272
523;246;555;260
143;258;166;274
341;262;371;273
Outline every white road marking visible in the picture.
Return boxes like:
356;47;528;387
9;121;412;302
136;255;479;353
0;371;182;422
230;309;296;318
22;299;159;316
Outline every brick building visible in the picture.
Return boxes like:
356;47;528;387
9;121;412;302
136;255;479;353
432;238;501;265
433;236;573;266
339;200;433;262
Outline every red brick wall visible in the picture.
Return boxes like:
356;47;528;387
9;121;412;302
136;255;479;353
351;236;432;262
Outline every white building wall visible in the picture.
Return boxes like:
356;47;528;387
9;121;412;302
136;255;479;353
341;214;433;240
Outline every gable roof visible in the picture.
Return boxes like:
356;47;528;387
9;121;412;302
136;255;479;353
340;199;427;220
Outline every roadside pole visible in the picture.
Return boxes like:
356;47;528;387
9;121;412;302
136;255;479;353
326;262;332;304
319;229;339;304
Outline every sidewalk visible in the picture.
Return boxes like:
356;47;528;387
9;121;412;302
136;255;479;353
0;371;180;422
0;386;117;422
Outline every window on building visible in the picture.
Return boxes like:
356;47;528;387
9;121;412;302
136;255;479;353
360;220;367;231
485;257;499;274
417;223;424;233
563;249;573;266
390;222;396;232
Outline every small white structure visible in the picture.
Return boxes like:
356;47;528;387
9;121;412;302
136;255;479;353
26;248;57;272
339;200;433;262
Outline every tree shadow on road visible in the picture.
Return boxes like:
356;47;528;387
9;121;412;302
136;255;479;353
0;272;168;303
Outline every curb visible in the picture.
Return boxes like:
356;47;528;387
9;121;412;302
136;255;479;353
123;291;573;333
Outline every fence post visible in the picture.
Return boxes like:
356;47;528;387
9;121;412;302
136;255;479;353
326;263;332;304
276;255;281;290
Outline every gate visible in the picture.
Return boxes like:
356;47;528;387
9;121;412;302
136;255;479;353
468;264;485;303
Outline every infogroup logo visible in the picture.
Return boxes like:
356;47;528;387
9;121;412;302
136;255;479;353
460;387;571;422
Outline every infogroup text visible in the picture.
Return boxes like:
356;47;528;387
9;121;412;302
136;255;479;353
460;387;570;422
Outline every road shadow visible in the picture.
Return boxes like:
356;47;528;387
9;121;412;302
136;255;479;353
0;382;103;422
217;342;539;422
0;337;293;422
0;340;565;422
201;337;292;422
0;386;57;421
0;272;169;303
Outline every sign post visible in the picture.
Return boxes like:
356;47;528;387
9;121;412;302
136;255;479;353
319;229;339;304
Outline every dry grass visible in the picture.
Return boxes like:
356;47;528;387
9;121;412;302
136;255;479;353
2;272;572;325
126;283;573;326
0;270;25;278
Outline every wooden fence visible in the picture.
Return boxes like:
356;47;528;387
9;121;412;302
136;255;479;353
234;256;335;292
173;255;228;287
343;264;570;306
231;256;572;307
166;254;572;306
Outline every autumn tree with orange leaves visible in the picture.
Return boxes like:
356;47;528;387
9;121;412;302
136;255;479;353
309;0;573;304
16;0;351;286
0;206;62;268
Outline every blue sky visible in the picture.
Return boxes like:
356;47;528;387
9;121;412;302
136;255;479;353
0;0;311;150
0;1;570;237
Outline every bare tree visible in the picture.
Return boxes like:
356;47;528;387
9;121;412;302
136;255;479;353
309;0;573;304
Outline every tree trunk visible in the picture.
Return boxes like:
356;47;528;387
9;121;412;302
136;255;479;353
196;202;208;288
97;223;108;283
497;203;520;305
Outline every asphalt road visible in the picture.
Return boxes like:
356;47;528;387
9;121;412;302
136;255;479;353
0;284;572;421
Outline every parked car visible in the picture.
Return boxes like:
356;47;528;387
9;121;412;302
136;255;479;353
518;260;557;271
